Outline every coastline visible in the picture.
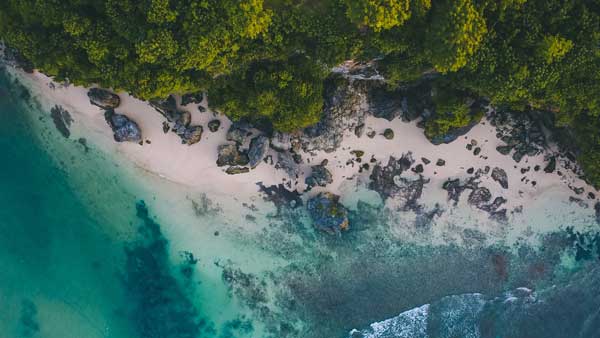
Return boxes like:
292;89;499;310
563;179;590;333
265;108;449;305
10;67;599;246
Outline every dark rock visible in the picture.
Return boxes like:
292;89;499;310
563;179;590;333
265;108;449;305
573;187;584;195
468;187;492;208
369;153;428;209
354;123;365;138
247;135;269;168
226;166;250;175
292;153;303;164
181;92;203;106
383;128;394;140
467;144;473;151
473;147;481;156
50;105;72;138
227;122;252;144
306;192;349;234
216;144;249;167
413;164;424;174
443;178;466;204
544;157;556;173
588;192;596;200
496;145;512;155
350;150;365;158
512;150;525;163
422;157;431;165
305;164;333;188
276;151;300;178
104;109;142;143
491;167;509;189
180;125;203;145
150;96;191;128
467;167;474;174
208;119;221;132
88;88;120;110
367;130;376;138
436;159;446;166
162;121;170;133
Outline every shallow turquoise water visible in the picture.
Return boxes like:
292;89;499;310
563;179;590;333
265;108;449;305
0;67;598;338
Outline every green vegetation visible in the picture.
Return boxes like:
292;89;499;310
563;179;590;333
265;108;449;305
1;0;600;185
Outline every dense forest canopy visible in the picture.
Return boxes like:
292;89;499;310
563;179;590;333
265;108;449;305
1;0;600;185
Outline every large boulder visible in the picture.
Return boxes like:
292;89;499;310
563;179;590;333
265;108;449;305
88;88;120;110
305;162;333;188
306;192;349;235
216;144;249;167
180;125;203;145
104;109;142;143
247;135;269;168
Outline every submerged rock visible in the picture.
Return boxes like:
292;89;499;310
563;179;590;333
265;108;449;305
87;88;120;110
216;144;249;167
491;167;509;189
305;163;333;188
50;105;73;138
104;109;142;143
468;187;492;208
247;135;269;168
306;192;349;234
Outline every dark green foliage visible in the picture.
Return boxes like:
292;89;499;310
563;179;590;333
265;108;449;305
2;0;600;182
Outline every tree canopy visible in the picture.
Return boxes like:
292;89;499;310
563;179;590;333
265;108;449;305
2;0;600;185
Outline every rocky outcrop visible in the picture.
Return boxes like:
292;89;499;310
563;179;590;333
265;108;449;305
491;167;509;189
270;131;292;152
305;161;333;188
88;88;120;110
276;151;301;178
216;144;249;167
490;110;547;162
179;125;203;145
227;122;252;144
50;105;73;138
247;135;269;168
104;109;142;143
306;192;349;235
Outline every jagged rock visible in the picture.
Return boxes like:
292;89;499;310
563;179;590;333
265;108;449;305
468;187;492;208
305;164;333;188
88;88;120;110
413;164;424;173
306;192;349;234
490;110;547;161
180;125;203;145
443;178;466;204
473;147;481;156
227;122;252;144
226;166;250;175
369;153;428;209
150;96;191;128
50;105;73;138
383;128;394;140
491;167;509;189
436;159;446;166
367;130;376;138
247;135;269;168
422;157;431;165
216;144;249;167
208;119;221;132
104;109;142;143
270;131;292;152
544;157;556;173
276;151;301;178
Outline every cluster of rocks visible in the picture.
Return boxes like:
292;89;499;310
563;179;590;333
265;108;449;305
150;95;203;145
88;88;143;143
305;160;333;189
216;122;273;175
490;110;548;163
306;192;349;235
50;105;73;138
442;167;509;222
369;152;430;211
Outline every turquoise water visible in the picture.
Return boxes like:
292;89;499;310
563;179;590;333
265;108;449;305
0;67;598;338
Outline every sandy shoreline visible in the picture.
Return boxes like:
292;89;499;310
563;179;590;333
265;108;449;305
10;67;599;246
